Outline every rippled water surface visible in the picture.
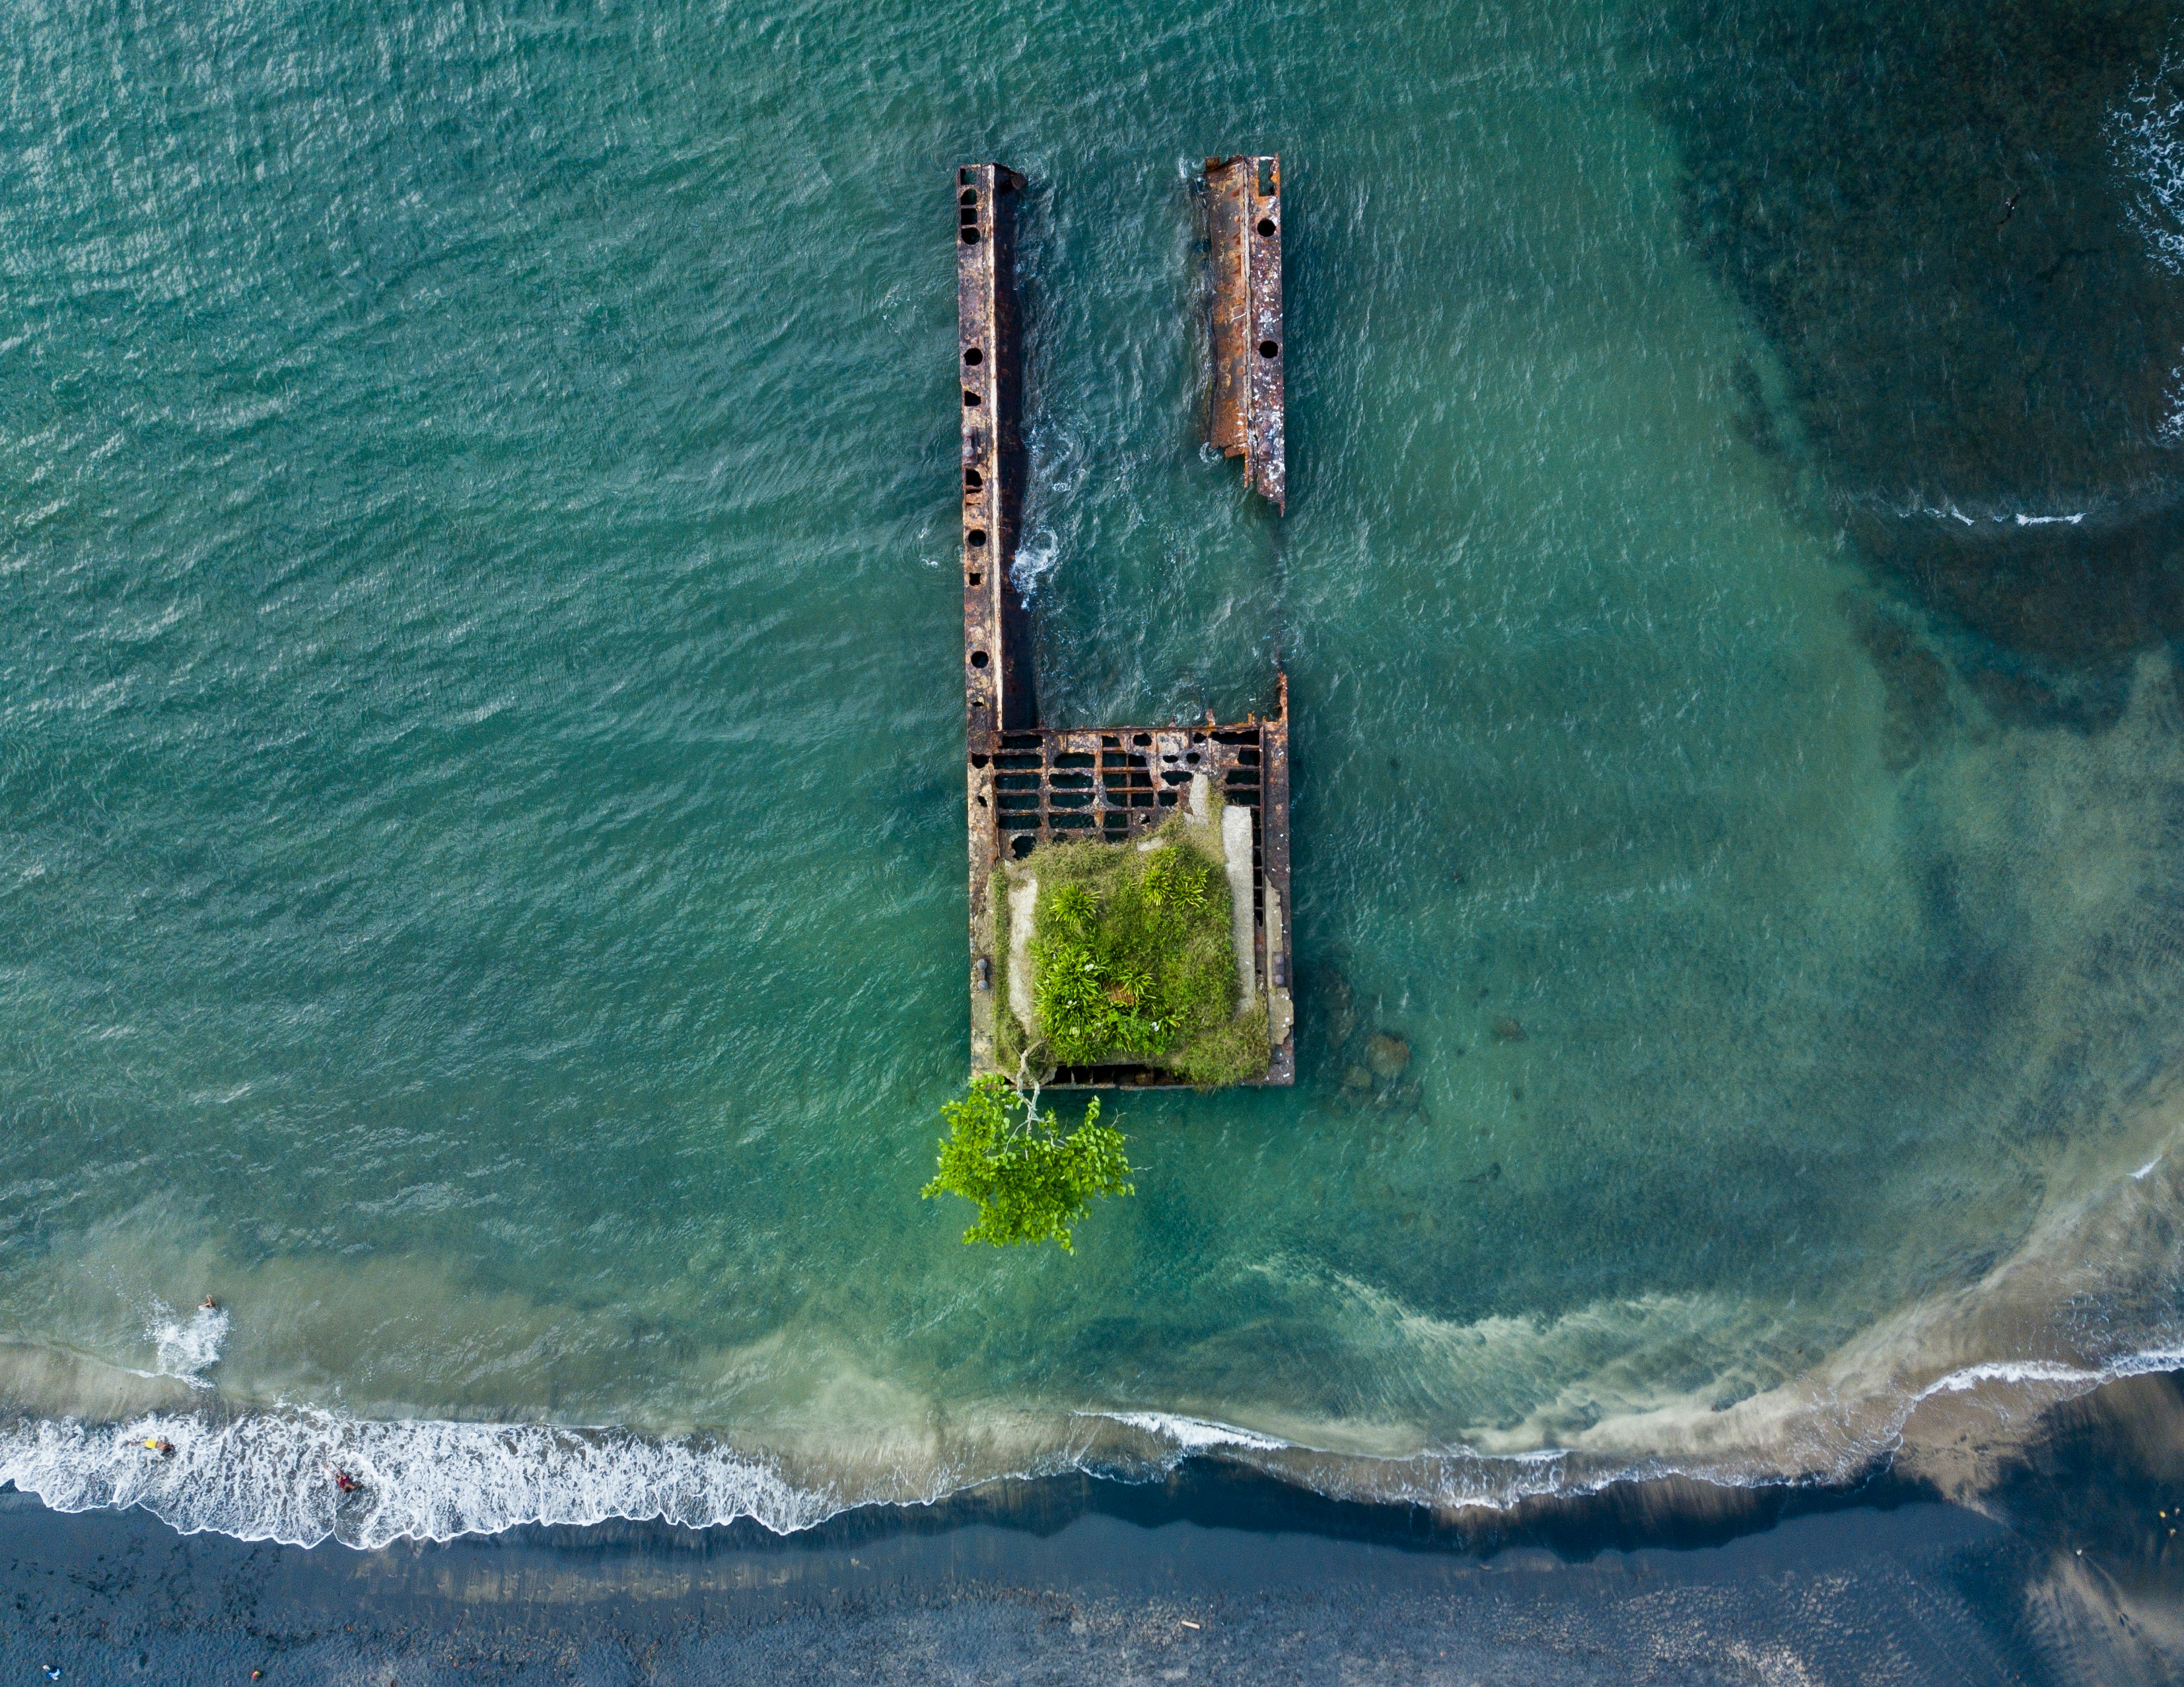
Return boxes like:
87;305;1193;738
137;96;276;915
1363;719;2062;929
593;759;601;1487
6;0;2184;1544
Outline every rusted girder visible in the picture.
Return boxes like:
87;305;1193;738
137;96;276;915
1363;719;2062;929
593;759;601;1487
958;162;1032;1072
956;163;1034;743
1204;155;1285;511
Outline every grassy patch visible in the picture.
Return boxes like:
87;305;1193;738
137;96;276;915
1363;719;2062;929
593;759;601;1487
995;1002;1029;1079
1171;997;1270;1088
1006;816;1267;1085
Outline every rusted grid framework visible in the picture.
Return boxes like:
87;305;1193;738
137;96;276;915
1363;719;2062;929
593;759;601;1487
974;712;1294;1088
960;160;1295;1089
1205;154;1285;509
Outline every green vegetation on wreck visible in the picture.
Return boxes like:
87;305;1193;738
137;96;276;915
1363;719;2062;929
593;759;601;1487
999;815;1269;1088
923;1074;1133;1252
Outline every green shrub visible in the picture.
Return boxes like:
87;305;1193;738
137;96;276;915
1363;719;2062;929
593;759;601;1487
922;1075;1133;1252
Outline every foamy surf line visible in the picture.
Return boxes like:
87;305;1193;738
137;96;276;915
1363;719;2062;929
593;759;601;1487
2114;53;2184;438
1906;1344;2184;1406
0;1404;1615;1549
9;1342;2184;1550
1084;1345;2184;1514
0;1410;841;1550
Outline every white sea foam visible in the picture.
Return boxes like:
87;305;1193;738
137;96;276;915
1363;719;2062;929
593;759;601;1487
1010;528;1060;600
139;1301;227;1390
2113;55;2184;442
1909;1353;2184;1401
1897;501;2088;528
0;1408;835;1550
1092;1411;1290;1454
2115;56;2184;275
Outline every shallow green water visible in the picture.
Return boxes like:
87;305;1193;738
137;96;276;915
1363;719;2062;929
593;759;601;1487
5;0;2184;1542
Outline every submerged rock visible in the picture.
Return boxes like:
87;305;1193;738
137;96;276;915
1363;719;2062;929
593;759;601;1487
1366;1032;1411;1081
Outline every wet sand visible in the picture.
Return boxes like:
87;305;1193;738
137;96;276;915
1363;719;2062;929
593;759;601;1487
8;1370;2184;1684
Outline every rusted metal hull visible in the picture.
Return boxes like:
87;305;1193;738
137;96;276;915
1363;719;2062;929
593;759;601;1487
1205;155;1285;510
956;163;1035;744
959;163;1032;1075
959;162;1295;1088
979;700;1295;1089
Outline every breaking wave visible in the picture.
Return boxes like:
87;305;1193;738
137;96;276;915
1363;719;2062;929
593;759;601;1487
1090;1411;1290;1454
2115;55;2184;275
1895;499;2090;528
137;1301;227;1391
2113;52;2184;442
9;1340;2184;1550
0;1400;1668;1548
0;1411;835;1550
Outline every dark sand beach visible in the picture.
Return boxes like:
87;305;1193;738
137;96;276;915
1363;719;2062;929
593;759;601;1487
8;1369;2184;1684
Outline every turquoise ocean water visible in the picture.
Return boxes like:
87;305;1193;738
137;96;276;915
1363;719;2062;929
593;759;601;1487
7;0;2184;1545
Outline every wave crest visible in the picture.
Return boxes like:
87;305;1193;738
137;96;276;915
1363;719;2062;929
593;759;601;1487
0;1410;833;1549
141;1301;227;1390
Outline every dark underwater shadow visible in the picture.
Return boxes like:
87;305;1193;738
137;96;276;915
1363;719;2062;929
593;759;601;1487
1650;0;2184;719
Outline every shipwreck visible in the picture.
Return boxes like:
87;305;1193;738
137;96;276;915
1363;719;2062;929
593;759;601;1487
954;160;1296;1090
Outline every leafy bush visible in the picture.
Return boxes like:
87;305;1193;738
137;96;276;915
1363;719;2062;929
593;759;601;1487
1141;845;1208;912
922;1075;1133;1252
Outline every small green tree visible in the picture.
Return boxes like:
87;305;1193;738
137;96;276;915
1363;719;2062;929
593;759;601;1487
922;1075;1134;1252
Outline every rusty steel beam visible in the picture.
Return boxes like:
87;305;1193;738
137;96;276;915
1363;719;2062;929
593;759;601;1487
956;162;1033;742
1205;154;1285;510
1259;674;1295;1083
959;162;1031;1071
